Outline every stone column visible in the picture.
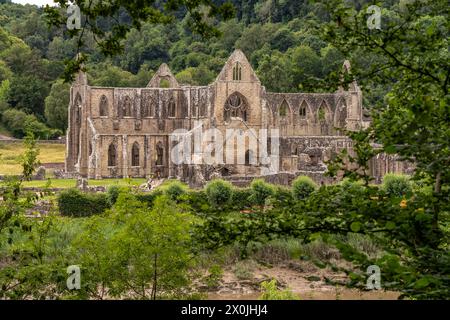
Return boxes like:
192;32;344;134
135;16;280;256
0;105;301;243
122;135;128;178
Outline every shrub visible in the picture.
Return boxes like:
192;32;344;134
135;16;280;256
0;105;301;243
185;190;210;213
249;179;274;206
230;188;252;209
205;179;233;208
57;188;109;217
339;178;366;196
382;174;412;197
291;176;317;200
164;180;186;201
252;238;303;264
274;186;294;204
203;265;224;289
232;260;257;280
259;279;300;300
106;185;122;206
135;189;164;207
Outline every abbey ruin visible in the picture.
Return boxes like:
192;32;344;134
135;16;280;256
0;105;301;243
65;50;411;187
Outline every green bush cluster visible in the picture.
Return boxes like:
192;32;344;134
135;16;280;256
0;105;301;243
164;180;186;201
291;176;317;200
205;179;233;208
57;188;109;217
106;185;123;206
135;189;164;207
230;188;253;209
2;108;61;139
249;179;275;206
382;174;412;197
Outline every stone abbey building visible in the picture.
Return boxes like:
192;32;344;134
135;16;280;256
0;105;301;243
66;50;409;186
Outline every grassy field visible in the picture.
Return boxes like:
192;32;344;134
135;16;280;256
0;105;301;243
0;142;65;175
0;178;148;188
0;141;148;188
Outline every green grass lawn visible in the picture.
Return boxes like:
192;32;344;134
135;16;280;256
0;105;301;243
0;142;66;175
11;178;148;189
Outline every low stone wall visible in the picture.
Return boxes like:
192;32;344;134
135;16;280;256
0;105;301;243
41;162;65;170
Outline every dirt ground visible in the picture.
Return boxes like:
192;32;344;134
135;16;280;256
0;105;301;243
205;260;400;300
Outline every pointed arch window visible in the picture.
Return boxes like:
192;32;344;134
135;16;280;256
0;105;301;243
74;93;82;124
122;96;132;117
299;101;308;119
99;95;108;117
131;142;140;166
108;143;117;167
199;99;207;117
245;149;254;166
168;98;176;118
279;100;289;117
336;100;347;127
233;62;242;81
141;96;155;118
156;142;164;166
318;101;329;123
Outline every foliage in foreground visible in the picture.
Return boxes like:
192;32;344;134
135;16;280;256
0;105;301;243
259;279;300;300
0;185;196;299
291;176;317;200
57;188;109;217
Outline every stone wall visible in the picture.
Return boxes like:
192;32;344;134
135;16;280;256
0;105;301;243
65;49;409;184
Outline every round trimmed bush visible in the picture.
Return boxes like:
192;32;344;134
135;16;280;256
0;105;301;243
249;179;275;206
164;180;186;201
382;174;412;197
292;176;317;200
205;179;233;208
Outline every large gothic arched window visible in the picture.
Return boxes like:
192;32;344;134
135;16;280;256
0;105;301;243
108;143;117;167
335;100;347;128
131;142;140;166
245;149;255;166
299;101;308;119
156;142;164;166
279;100;289;117
317;101;330;123
224;92;248;122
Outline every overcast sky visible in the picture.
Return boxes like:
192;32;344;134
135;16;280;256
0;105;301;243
12;0;59;6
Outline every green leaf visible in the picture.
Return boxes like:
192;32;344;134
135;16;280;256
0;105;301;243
384;145;396;154
414;277;430;289
350;221;361;232
385;221;396;230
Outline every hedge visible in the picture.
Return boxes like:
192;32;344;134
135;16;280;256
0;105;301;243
57;188;109;217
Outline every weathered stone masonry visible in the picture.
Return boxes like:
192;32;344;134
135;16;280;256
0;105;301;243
65;50;409;185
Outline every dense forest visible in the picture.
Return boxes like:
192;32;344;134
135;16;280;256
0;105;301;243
0;0;392;138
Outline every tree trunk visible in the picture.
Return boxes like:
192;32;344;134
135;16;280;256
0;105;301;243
152;254;157;300
434;171;441;193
